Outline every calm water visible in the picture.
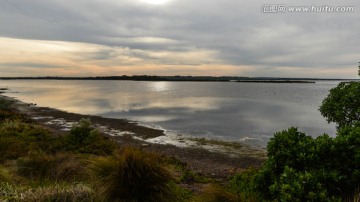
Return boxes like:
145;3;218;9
1;80;338;147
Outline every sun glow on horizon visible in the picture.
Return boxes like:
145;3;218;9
141;0;172;5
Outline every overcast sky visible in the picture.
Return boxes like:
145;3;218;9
0;0;359;78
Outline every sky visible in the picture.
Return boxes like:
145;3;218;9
0;0;359;78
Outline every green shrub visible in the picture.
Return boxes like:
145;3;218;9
65;118;116;155
332;124;360;197
87;148;174;202
254;127;360;201
319;82;360;128
266;127;316;173
17;151;84;182
269;167;340;202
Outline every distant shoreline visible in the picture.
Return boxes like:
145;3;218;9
0;75;357;82
236;80;315;83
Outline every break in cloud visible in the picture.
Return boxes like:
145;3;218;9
0;0;359;78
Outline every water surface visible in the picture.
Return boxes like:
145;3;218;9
1;80;338;147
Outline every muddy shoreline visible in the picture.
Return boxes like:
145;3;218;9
2;94;265;180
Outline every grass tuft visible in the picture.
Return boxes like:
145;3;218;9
88;147;175;201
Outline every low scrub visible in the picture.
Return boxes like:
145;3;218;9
17;152;84;182
87;147;174;201
0;120;56;162
192;184;238;202
64;118;116;155
228;168;262;202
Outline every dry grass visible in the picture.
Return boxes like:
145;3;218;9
345;187;360;202
21;184;94;202
0;182;93;202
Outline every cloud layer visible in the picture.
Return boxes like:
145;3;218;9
0;0;359;78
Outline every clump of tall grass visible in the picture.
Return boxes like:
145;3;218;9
192;184;238;202
16;151;84;182
87;147;174;201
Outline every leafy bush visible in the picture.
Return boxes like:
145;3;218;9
87;148;174;202
17;151;84;182
254;127;360;201
332;124;360;197
319;82;360;128
64;118;116;155
268;167;340;202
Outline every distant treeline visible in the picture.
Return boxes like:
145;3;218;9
0;75;356;82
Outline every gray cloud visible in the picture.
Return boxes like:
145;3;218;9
0;62;63;69
0;0;359;77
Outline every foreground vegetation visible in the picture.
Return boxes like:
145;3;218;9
1;79;360;201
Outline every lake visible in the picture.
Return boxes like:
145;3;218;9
0;79;338;147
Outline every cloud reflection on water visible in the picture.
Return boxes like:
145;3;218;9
3;80;337;147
